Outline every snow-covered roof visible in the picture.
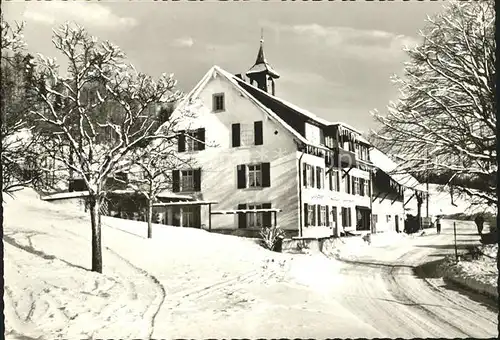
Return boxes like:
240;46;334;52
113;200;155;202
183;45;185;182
170;65;369;153
210;208;282;215
152;200;218;207
156;191;194;200
370;148;426;192
232;72;370;146
246;63;280;79
41;191;91;201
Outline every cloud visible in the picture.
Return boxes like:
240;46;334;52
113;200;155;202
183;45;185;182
172;37;195;48
23;2;137;30
271;23;420;62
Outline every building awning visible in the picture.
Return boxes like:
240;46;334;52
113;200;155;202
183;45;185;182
355;205;371;210
152;200;218;207
210;208;282;215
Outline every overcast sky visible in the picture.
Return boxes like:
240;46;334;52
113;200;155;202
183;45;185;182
3;1;448;133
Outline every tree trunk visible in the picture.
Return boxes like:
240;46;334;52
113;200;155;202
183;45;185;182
89;195;103;273
147;200;153;239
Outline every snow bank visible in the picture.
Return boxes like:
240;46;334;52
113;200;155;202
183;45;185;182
437;244;498;299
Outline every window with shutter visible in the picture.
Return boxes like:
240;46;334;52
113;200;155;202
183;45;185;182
326;206;330;226
311;204;316;226
360;178;365;196
254;121;263;145
317;205;321;226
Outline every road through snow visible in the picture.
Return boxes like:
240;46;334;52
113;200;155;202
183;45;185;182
334;220;497;338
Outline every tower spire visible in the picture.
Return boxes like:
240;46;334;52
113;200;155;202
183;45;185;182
246;30;280;95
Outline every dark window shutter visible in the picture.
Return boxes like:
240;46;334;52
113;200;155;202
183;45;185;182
326;206;330;226
341;208;346;227
232;124;240;147
194;169;201;191
178;130;186;152
336;172;340;191
237;165;246;189
348;208;352;227
304;203;309;227
238;203;247;228
352;177;356;195
360;178;365;196
303;163;307;187
312;205;316;226
329;172;333;191
317;205;321;226
172;170;180;192
197;128;205;150
316;167;321;189
196;206;201;228
262;203;272;227
254;121;263;145
261;162;271;187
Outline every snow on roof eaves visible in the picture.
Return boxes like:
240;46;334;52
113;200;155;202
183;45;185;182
370;148;426;192
246;63;280;78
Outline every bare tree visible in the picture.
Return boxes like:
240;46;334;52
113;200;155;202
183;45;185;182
371;0;496;208
27;23;182;273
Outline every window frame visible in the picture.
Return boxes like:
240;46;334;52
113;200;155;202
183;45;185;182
320;206;327;226
180;169;195;192
247;203;264;228
212;93;225;112
247;163;262;188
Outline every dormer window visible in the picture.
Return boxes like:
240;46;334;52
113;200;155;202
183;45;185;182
213;93;225;112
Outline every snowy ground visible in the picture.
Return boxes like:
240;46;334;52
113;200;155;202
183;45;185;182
438;243;497;298
4;189;497;339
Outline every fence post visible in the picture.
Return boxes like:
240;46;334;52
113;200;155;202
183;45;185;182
453;221;458;262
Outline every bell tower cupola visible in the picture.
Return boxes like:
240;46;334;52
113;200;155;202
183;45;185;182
245;29;280;95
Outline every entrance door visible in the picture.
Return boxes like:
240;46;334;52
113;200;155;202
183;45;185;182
395;215;400;233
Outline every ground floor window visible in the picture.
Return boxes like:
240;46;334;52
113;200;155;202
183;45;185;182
320;206;327;226
305;204;316;227
247;204;264;228
341;207;351;227
331;206;337;225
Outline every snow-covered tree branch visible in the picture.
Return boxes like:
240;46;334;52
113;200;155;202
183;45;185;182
370;0;496;208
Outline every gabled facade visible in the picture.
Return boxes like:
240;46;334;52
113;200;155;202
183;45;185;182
160;40;378;238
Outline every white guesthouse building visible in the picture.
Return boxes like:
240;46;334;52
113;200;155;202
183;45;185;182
153;40;398;239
